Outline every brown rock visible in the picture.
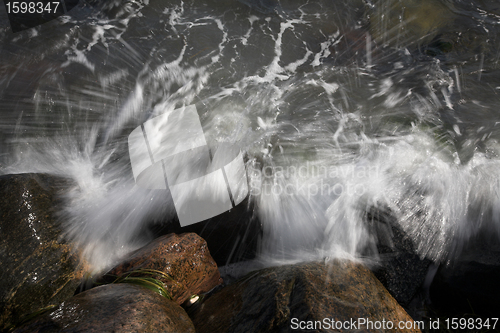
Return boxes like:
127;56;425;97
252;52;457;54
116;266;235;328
190;260;422;332
0;173;87;332
12;283;195;333
105;233;222;305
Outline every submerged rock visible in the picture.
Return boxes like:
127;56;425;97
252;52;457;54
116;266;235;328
368;0;455;49
190;260;421;332
103;233;222;305
0;173;87;332
12;284;195;333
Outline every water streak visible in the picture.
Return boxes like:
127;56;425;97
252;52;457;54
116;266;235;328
1;0;500;271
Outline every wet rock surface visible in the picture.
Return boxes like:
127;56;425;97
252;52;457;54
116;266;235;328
12;283;195;333
429;239;500;318
190;260;421;333
148;197;262;267
365;208;430;309
0;173;86;332
103;232;222;305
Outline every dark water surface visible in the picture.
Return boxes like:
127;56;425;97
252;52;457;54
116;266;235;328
1;0;500;271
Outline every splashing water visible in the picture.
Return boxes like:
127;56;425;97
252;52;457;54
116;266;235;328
2;0;500;271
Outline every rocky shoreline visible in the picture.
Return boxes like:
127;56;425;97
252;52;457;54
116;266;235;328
1;173;497;332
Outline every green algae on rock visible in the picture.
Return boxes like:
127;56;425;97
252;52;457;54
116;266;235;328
12;284;195;333
101;233;223;305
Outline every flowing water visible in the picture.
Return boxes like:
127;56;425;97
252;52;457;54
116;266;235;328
1;0;500;271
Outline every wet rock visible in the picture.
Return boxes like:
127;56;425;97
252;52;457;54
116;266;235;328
366;207;431;308
0;173;87;332
429;238;500;318
190;260;421;333
148;197;262;267
103;232;222;305
181;199;262;266
12;283;195;333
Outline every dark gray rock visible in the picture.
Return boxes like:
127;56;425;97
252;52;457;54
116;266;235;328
429;238;500;318
0;173;87;332
366;208;431;308
12;284;195;333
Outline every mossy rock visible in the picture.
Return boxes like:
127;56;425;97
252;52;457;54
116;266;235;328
12;284;195;333
0;173;87;332
101;233;222;305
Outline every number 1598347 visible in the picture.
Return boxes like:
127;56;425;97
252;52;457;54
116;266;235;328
5;1;60;14
445;318;498;330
